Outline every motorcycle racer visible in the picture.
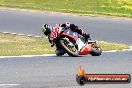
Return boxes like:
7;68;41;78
42;22;90;56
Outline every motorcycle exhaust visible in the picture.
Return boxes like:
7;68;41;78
88;40;96;43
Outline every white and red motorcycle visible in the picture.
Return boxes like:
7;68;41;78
51;27;102;57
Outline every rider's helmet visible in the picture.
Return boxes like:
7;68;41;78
42;24;52;36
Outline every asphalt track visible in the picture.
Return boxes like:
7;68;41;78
0;8;132;88
0;8;132;44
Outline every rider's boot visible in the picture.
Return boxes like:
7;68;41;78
55;49;65;56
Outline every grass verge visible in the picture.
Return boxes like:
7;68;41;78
0;33;129;56
0;0;132;17
0;33;55;56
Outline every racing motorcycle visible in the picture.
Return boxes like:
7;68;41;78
51;27;102;57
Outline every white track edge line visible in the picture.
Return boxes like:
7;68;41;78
0;46;132;58
0;32;132;57
0;32;43;38
0;54;56;58
0;84;20;87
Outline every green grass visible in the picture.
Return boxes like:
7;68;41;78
0;33;129;56
97;41;129;51
0;0;132;17
0;33;55;56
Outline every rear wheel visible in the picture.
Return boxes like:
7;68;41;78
90;44;102;56
59;37;79;57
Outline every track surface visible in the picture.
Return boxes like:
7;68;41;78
0;52;132;88
0;8;132;88
0;8;132;44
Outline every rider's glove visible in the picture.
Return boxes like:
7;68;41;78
70;24;77;30
61;24;70;30
83;33;90;40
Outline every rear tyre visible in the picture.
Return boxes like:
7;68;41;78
90;44;102;56
59;38;79;57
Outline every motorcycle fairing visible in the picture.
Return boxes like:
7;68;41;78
76;38;86;51
79;44;92;55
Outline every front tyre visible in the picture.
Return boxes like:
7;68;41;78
90;44;102;56
59;38;79;57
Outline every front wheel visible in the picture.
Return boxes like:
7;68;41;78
59;38;79;57
90;44;102;56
